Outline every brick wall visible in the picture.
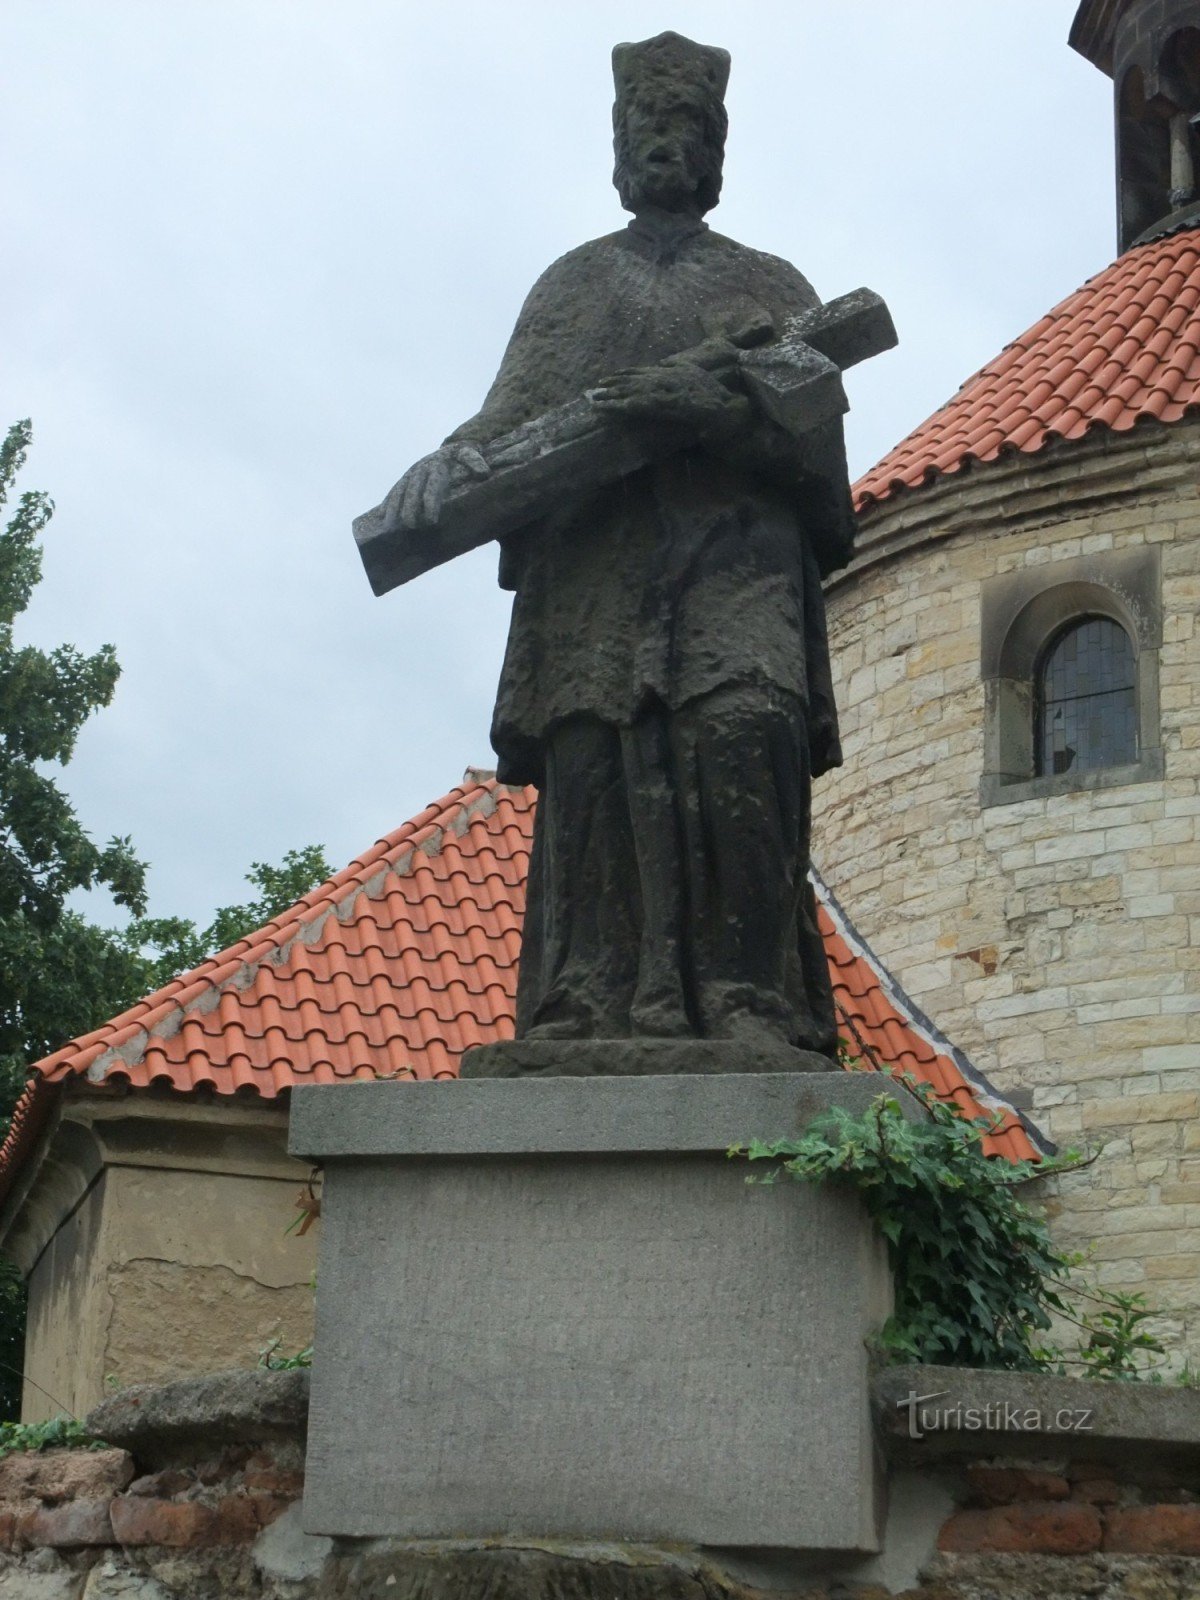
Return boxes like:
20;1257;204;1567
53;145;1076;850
817;421;1200;1362
2;1440;1198;1597
2;1365;1195;1597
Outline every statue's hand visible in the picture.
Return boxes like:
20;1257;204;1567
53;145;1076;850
589;361;749;439
380;441;491;533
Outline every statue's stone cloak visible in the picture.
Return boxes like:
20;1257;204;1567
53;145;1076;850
446;214;855;789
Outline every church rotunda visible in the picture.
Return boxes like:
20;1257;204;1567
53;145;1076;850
815;0;1200;1362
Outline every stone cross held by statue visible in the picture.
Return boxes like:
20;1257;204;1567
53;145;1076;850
354;287;896;597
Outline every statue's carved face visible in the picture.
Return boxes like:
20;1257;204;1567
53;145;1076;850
622;91;708;210
614;81;724;215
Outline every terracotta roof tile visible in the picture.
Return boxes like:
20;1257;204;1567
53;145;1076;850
855;229;1200;513
814;872;1040;1163
0;776;1044;1200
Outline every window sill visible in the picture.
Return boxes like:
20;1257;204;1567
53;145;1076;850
980;747;1165;809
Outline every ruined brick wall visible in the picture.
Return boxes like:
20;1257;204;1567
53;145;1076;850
2;1438;1199;1597
2;1366;1195;1597
815;420;1200;1363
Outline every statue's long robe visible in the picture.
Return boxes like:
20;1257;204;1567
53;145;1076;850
446;211;855;1046
447;213;856;790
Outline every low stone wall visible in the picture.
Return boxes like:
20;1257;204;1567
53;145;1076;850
0;1366;1197;1598
0;1369;318;1597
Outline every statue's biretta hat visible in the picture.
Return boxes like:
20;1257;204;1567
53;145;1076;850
611;31;731;106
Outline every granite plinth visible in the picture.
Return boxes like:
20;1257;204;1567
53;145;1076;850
290;1072;895;1554
460;1038;836;1077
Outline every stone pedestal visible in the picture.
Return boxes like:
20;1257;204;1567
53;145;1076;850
460;1038;836;1077
289;1072;899;1555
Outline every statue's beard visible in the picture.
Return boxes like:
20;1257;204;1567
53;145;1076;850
620;146;719;214
627;170;700;212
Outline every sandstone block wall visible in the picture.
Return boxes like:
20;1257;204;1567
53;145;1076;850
817;423;1200;1363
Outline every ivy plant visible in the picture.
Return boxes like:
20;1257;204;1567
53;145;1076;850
731;1078;1165;1377
258;1337;313;1371
0;1416;106;1459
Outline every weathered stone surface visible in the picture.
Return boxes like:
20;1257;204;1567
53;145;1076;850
193;1448;250;1485
333;1548;654;1600
0;1532;1198;1598
18;1498;114;1549
0;1550;86;1599
816;419;1200;1369
320;1544;837;1600
461;1039;837;1079
210;1493;290;1542
873;1362;1200;1470
1070;1476;1124;1505
124;1472;191;1501
242;1455;303;1497
303;1073;891;1551
252;1503;331;1585
924;1551;1200;1596
363;32;882;1064
107;1491;289;1551
0;1450;133;1512
109;1498;216;1549
10;1108;316;1426
84;1370;308;1468
290;1071;923;1161
355;291;893;594
964;1466;1071;1505
82;1559;172;1598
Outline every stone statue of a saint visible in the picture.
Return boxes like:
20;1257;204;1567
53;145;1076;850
372;33;891;1073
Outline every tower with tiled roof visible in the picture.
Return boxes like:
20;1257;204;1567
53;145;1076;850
1071;0;1200;251
814;0;1200;1366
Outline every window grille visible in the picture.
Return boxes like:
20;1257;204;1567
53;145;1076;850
1036;616;1137;777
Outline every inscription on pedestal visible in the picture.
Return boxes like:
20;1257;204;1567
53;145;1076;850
292;1075;901;1554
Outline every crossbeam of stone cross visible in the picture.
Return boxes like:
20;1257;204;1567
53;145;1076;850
354;287;896;596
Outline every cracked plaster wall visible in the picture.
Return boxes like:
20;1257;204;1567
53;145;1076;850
23;1138;316;1421
24;1176;110;1424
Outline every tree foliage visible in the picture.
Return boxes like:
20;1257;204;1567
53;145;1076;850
0;422;147;1118
125;845;333;992
733;1083;1165;1379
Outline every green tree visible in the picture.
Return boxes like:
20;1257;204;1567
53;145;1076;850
0;422;147;1119
125;844;334;990
0;419;149;1421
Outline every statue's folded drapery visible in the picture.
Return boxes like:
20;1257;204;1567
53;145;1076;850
445;212;855;1049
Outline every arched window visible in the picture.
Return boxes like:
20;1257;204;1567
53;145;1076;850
1036;617;1137;777
981;549;1162;806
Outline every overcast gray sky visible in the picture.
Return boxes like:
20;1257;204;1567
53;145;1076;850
5;1;1112;929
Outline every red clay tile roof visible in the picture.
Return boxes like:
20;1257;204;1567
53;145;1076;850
853;228;1200;514
814;870;1034;1157
0;774;1041;1183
